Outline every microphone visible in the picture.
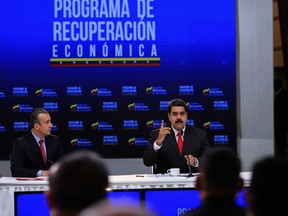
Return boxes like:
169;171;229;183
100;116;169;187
185;132;193;178
187;159;193;178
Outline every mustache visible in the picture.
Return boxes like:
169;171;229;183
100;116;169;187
175;119;183;123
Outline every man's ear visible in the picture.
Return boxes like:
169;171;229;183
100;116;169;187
45;191;54;209
35;123;40;129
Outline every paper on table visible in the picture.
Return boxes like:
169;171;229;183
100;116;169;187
16;177;48;181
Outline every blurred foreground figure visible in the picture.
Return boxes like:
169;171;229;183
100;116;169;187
246;156;288;216
46;150;109;216
184;147;246;216
274;77;288;158
47;149;156;216
80;201;156;216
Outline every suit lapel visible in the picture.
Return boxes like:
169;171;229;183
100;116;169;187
28;133;46;165
183;125;194;154
28;134;41;153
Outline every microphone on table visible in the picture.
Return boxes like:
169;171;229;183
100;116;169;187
185;135;193;178
187;160;193;178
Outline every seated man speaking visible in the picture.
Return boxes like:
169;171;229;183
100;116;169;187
143;98;210;174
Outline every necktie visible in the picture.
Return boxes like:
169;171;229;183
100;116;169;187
177;131;183;154
39;140;46;164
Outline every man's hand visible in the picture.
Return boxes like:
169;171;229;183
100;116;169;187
184;154;196;166
41;170;49;176
156;120;171;146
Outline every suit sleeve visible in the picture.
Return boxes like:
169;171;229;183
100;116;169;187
197;129;211;163
143;130;159;167
10;139;38;177
47;136;64;167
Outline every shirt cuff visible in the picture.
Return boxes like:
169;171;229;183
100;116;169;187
37;170;42;177
153;141;162;151
192;157;199;167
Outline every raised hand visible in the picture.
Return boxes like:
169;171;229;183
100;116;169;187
156;120;171;146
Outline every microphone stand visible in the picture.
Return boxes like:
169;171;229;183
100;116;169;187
183;130;193;178
186;152;193;178
187;161;193;178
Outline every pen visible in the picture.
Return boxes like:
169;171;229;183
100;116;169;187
136;175;144;177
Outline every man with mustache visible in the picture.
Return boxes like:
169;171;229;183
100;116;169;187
10;107;64;177
143;98;210;174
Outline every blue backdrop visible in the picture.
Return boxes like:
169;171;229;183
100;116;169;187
0;0;236;159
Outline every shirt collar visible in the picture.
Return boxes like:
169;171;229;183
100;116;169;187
171;125;186;137
31;130;45;143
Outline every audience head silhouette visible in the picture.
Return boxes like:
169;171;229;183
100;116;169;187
80;203;155;216
247;156;288;216
197;146;243;197
184;147;246;216
46;150;109;215
186;147;246;216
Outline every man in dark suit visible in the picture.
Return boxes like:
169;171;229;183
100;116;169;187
274;77;288;158
10;107;64;177
143;98;210;174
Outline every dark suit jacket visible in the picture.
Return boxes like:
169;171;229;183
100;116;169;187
274;88;288;157
10;132;64;177
143;124;210;174
184;196;247;216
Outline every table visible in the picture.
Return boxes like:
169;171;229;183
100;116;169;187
0;172;252;216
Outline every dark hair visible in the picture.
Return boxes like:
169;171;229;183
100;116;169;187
49;150;109;212
200;147;241;190
167;98;188;113
249;157;288;216
29;107;49;128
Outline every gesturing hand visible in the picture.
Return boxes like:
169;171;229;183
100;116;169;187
156;120;171;146
41;170;49;176
184;155;196;166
